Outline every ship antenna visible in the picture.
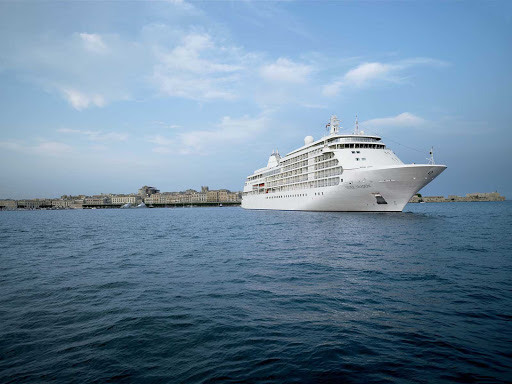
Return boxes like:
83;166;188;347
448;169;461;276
427;146;435;165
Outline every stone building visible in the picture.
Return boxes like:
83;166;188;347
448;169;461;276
138;185;160;197
112;195;142;205
0;200;18;209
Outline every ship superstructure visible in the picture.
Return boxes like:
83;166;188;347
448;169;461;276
241;115;446;212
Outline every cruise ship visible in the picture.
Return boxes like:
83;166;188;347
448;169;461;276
241;115;446;212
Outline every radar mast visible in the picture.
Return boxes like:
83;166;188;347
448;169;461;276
427;147;435;165
327;115;340;135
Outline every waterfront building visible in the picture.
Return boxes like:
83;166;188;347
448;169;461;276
218;190;228;202
0;200;18;209
144;193;178;205
226;192;241;202
207;190;219;202
138;185;160;197
51;199;72;208
17;200;46;209
84;196;110;205
191;193;207;203
111;195;142;205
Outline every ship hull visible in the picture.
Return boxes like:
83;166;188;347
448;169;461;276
241;164;446;212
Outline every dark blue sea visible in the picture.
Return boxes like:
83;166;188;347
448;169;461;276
1;202;511;383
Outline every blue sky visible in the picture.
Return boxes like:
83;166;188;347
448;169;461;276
0;1;511;199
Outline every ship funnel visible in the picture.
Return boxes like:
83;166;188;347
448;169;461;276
267;150;281;168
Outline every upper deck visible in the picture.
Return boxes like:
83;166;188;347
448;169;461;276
246;115;387;181
284;134;382;158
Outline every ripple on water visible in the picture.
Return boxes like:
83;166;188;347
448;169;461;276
0;203;511;382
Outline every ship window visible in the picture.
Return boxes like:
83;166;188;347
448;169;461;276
362;158;366;161
356;158;360;161
356;151;360;153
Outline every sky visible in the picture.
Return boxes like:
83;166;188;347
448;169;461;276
0;0;511;199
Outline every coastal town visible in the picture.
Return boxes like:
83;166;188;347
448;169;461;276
0;187;505;210
0;186;242;210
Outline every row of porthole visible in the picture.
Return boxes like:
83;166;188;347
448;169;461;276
266;194;308;199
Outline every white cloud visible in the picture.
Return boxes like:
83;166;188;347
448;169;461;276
260;58;313;83
302;103;328;109
152;146;172;154
57;128;129;141
162;0;197;13
323;58;448;96
61;88;106;110
0;140;72;156
33;141;73;156
322;80;344;97
178;113;269;153
344;62;396;87
146;135;174;146
362;112;426;128
0;141;22;151
57;128;81;133
152;121;182;129
147;113;270;154
80;33;107;53
152;32;247;101
154;73;238;101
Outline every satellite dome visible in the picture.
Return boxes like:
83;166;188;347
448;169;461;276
304;136;314;145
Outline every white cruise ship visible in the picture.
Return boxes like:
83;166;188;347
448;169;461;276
241;115;446;212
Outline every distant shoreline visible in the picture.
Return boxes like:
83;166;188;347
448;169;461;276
409;192;505;203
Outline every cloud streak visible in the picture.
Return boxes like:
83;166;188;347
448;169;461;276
152;32;248;101
61;88;106;110
0;140;73;156
80;33;108;54
146;113;270;154
362;112;426;128
260;58;313;83
323;58;448;96
57;128;129;141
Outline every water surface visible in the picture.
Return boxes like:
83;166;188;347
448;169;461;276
1;202;511;382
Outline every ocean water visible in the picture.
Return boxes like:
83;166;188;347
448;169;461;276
1;202;511;383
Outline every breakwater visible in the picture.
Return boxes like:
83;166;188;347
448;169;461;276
410;191;505;203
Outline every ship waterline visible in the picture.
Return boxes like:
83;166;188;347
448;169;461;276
242;115;446;212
